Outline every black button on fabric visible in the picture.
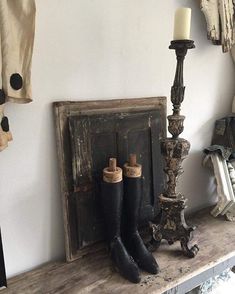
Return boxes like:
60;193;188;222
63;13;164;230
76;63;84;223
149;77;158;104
10;73;23;90
0;89;6;105
1;116;9;132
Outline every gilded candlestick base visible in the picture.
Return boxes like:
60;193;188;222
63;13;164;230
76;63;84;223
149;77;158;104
147;195;199;258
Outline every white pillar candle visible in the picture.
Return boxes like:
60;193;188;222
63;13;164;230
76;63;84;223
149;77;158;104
173;8;191;40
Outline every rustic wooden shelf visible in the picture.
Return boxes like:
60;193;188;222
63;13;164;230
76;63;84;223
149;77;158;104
4;208;235;294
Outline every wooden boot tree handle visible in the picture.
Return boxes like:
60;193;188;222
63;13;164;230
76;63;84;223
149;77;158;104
124;154;142;178
103;158;122;183
109;158;117;172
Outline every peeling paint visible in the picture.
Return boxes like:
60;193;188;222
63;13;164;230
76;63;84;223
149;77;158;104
201;0;235;52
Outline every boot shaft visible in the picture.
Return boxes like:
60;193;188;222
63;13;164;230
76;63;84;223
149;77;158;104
100;181;123;242
123;154;142;232
123;177;142;232
101;158;123;243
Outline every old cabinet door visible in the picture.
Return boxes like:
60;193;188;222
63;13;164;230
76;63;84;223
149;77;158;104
69;109;164;251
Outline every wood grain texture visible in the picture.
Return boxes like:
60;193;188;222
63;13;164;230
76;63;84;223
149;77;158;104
5;208;235;294
53;97;166;262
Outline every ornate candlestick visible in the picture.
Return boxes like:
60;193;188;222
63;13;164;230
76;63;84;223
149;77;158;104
148;40;199;258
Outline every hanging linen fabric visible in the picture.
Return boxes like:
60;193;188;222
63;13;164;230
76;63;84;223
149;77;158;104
0;0;36;151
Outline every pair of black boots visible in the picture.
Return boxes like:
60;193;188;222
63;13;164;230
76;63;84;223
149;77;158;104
101;157;159;283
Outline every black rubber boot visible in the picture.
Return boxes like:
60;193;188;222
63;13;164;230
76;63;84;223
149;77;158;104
123;155;159;275
101;159;140;284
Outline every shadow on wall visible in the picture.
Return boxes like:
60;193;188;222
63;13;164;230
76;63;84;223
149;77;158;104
2;102;66;277
178;150;217;214
176;115;221;214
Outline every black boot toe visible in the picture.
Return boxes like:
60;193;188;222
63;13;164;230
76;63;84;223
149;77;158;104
111;237;141;283
125;232;159;275
139;251;159;274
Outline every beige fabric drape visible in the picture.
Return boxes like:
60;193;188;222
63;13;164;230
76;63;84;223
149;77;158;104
0;0;36;103
0;0;36;151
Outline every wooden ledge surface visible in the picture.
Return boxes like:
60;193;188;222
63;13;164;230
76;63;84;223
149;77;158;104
5;208;235;294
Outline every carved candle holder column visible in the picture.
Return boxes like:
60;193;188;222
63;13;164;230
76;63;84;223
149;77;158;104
148;40;199;258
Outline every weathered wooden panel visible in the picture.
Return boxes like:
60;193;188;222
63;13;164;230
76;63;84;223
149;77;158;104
53;97;166;261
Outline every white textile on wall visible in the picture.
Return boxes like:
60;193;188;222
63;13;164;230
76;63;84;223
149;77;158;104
0;0;36;151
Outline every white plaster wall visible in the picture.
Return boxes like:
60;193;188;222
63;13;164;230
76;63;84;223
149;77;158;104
0;0;234;277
